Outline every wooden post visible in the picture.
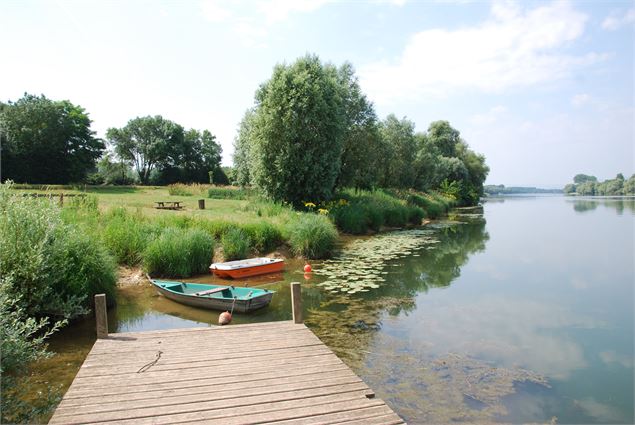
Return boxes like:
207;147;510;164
59;193;64;206
95;294;108;338
291;282;302;324
198;199;205;209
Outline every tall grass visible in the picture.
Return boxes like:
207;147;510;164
102;210;160;266
288;214;338;259
208;186;253;199
144;228;214;277
242;222;283;253
221;228;251;261
0;183;117;318
330;189;425;233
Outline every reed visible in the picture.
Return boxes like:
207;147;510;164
143;228;214;277
288;214;338;259
221;227;251;260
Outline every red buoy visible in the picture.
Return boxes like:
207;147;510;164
303;263;312;273
218;311;232;325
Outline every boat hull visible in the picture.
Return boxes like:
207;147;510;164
151;280;274;313
210;258;285;279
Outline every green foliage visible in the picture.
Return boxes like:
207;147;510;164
288;214;338;259
329;189;428;234
102;210;160;265
565;173;633;196
624;175;635;195
221;228;251;260
208;186;252;199
0;93;104;183
336;63;383;190
573;174;598;184
250;54;345;205
168;183;193;196
331;204;369;234
0;183;117;318
242;222;283;253
106;117;222;185
144;228;214;277
232;109;257;187
89;153;137;185
379;114;418;188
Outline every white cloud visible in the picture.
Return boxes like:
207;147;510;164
200;0;232;22
601;8;635;31
259;0;331;25
469;105;507;125
571;93;590;107
199;0;331;46
360;1;604;103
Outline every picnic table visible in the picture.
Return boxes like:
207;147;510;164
154;201;183;210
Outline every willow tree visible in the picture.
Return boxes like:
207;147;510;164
250;55;345;205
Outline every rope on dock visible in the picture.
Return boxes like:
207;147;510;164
137;350;163;373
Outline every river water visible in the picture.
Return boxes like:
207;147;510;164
38;196;634;424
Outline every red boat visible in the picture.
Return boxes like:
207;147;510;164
209;257;285;279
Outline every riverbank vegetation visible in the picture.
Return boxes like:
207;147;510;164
563;173;635;196
0;53;487;423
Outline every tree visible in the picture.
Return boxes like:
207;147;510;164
336;63;383;190
426;120;461;157
624;175;635;195
379;114;418;188
250;54;345;205
573;174;597;184
106;116;184;184
92;153;137;185
232;109;257;187
0;93;104;183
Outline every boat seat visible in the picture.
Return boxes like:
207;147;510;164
194;287;229;296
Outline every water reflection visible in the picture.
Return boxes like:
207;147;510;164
570;197;635;215
32;196;634;424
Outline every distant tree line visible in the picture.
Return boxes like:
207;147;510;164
0;94;224;185
484;185;562;195
233;54;489;206
564;173;635;196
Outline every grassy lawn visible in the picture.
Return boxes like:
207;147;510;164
15;185;284;225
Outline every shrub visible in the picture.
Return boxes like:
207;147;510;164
408;205;425;224
288;214;338;259
221;228;251;260
0;184;117;318
45;226;118;310
242;222;283;253
144;228;214;277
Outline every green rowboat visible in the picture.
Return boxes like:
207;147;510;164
149;278;275;313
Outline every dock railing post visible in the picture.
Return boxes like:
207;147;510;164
95;294;108;338
291;282;302;324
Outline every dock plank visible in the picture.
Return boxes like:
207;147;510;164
49;322;404;424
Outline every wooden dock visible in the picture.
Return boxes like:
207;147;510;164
49;290;405;424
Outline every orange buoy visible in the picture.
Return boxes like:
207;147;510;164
218;311;232;325
303;263;312;273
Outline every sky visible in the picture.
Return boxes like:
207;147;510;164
1;0;633;187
